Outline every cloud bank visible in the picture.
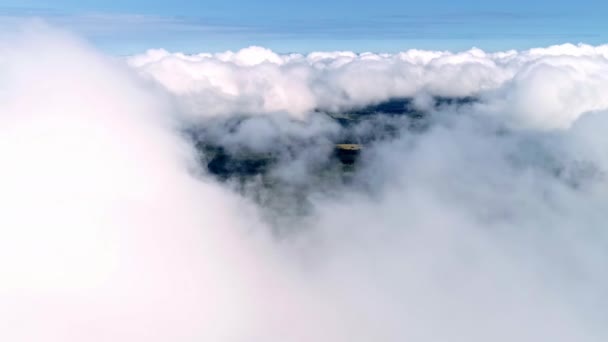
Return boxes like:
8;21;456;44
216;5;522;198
1;26;607;341
130;43;608;130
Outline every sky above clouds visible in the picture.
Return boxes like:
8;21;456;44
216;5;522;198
0;0;606;54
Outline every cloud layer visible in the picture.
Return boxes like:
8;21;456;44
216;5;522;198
1;26;607;341
130;43;608;130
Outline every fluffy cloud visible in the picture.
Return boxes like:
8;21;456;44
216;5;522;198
1;25;607;342
130;43;608;130
0;27;322;341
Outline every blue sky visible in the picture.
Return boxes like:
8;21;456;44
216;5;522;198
0;0;606;54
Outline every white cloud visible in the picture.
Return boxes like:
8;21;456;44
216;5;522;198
0;26;319;341
1;25;607;341
129;43;608;130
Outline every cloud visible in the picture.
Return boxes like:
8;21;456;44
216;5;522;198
0;25;316;341
129;43;608;130
1;25;607;341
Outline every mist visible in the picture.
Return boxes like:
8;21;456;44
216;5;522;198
1;25;607;341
